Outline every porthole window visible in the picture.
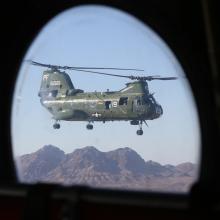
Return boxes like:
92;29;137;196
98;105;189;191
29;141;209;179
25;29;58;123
12;5;200;193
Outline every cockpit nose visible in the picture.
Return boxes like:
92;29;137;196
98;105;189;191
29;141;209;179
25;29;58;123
156;104;163;117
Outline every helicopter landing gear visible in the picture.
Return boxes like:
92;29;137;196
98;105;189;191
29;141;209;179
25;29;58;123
53;121;60;129
137;129;143;135
136;120;144;135
86;123;93;130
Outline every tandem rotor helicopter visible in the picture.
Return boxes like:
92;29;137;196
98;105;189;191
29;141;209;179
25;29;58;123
27;60;177;135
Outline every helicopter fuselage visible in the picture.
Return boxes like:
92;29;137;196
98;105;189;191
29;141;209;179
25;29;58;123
41;89;163;122
27;61;176;135
40;78;163;124
31;66;175;135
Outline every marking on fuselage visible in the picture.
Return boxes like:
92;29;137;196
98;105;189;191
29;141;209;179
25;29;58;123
43;74;49;81
50;80;61;86
112;101;117;107
92;112;102;118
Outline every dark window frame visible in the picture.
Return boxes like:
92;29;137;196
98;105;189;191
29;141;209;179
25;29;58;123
0;0;219;218
119;97;128;105
105;101;112;109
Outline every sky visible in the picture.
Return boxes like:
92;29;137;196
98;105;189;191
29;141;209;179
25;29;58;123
12;5;201;165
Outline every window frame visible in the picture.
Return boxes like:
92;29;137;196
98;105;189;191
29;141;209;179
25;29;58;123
0;0;219;216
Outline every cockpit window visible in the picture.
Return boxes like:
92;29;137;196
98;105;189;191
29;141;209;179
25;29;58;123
12;5;200;193
147;95;157;104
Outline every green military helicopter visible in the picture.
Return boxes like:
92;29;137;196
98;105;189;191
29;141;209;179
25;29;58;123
27;60;177;135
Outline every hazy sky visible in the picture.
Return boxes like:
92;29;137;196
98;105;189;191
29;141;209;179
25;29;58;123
12;5;201;165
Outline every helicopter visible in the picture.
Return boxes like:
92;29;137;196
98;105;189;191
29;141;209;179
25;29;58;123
27;60;177;135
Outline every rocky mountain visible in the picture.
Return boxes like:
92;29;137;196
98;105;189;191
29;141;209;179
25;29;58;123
16;145;198;193
17;145;65;182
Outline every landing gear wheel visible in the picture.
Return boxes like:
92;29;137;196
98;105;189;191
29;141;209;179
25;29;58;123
136;120;143;135
53;123;60;129
86;124;93;130
136;129;143;135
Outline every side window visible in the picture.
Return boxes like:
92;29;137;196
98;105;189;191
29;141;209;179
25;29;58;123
105;101;112;109
49;90;58;97
119;97;128;105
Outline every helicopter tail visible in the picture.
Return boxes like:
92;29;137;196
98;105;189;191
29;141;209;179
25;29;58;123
38;69;78;98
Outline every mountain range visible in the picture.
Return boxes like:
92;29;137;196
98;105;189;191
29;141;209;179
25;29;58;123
16;145;198;193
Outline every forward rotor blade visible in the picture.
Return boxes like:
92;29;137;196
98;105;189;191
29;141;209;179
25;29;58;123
26;60;144;71
146;76;178;81
126;76;178;81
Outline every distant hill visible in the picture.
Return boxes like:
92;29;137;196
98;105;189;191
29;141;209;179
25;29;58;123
16;145;198;192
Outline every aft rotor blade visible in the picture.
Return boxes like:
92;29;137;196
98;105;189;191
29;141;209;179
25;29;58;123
67;66;144;71
71;68;132;78
26;60;55;68
26;60;144;71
